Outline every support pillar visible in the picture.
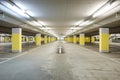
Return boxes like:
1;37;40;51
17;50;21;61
26;36;29;42
67;36;70;42
99;28;109;52
79;34;85;45
36;34;41;45
44;35;47;44
73;35;77;44
4;36;8;42
0;35;2;42
70;36;73;43
85;37;90;43
48;36;51;43
67;37;69;42
12;28;22;53
91;36;95;43
32;37;35;42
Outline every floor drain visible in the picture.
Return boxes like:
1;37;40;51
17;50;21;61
57;46;64;54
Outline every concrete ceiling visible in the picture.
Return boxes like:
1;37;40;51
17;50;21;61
0;20;38;36
12;0;107;36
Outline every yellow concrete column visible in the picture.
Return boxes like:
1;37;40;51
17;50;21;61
48;36;51;43
32;37;35;42
77;37;79;43
26;37;29;42
67;36;70;42
12;28;22;53
66;37;69;42
79;34;85;45
91;36;95;43
4;36;8;42
50;37;53;42
22;37;24;42
73;35;77;44
85;37;90;43
64;37;67;41
8;37;11;42
35;34;41;45
68;36;71;42
65;37;67;42
65;37;68;42
70;36;73;43
0;35;2;42
44;35;47;44
99;28;109;52
22;37;25;42
68;37;70;42
53;37;56;41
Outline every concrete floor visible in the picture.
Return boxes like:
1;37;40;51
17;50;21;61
84;42;120;62
0;41;120;80
0;42;37;58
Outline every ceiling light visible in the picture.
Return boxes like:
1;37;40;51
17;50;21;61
0;1;30;18
75;20;84;26
27;21;42;26
93;0;120;17
40;27;51;30
79;20;94;26
70;27;82;30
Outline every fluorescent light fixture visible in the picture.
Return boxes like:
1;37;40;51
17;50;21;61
70;27;82;30
33;21;42;26
79;20;94;26
27;21;42;26
66;29;76;35
40;27;51;30
0;1;30;18
93;0;120;17
75;20;84;25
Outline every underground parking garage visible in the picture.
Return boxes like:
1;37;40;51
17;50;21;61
0;0;120;80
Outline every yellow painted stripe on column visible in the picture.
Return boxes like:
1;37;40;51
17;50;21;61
91;37;95;43
36;36;41;45
51;37;53;42
80;36;85;45
68;37;70;42
73;36;77;43
26;37;29;42
12;34;22;51
22;37;24;42
77;37;79;43
99;33;109;51
85;37;90;42
33;37;35;42
44;36;47;44
64;38;66;41
4;37;7;42
48;37;51;42
70;37;73;43
67;37;69;42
